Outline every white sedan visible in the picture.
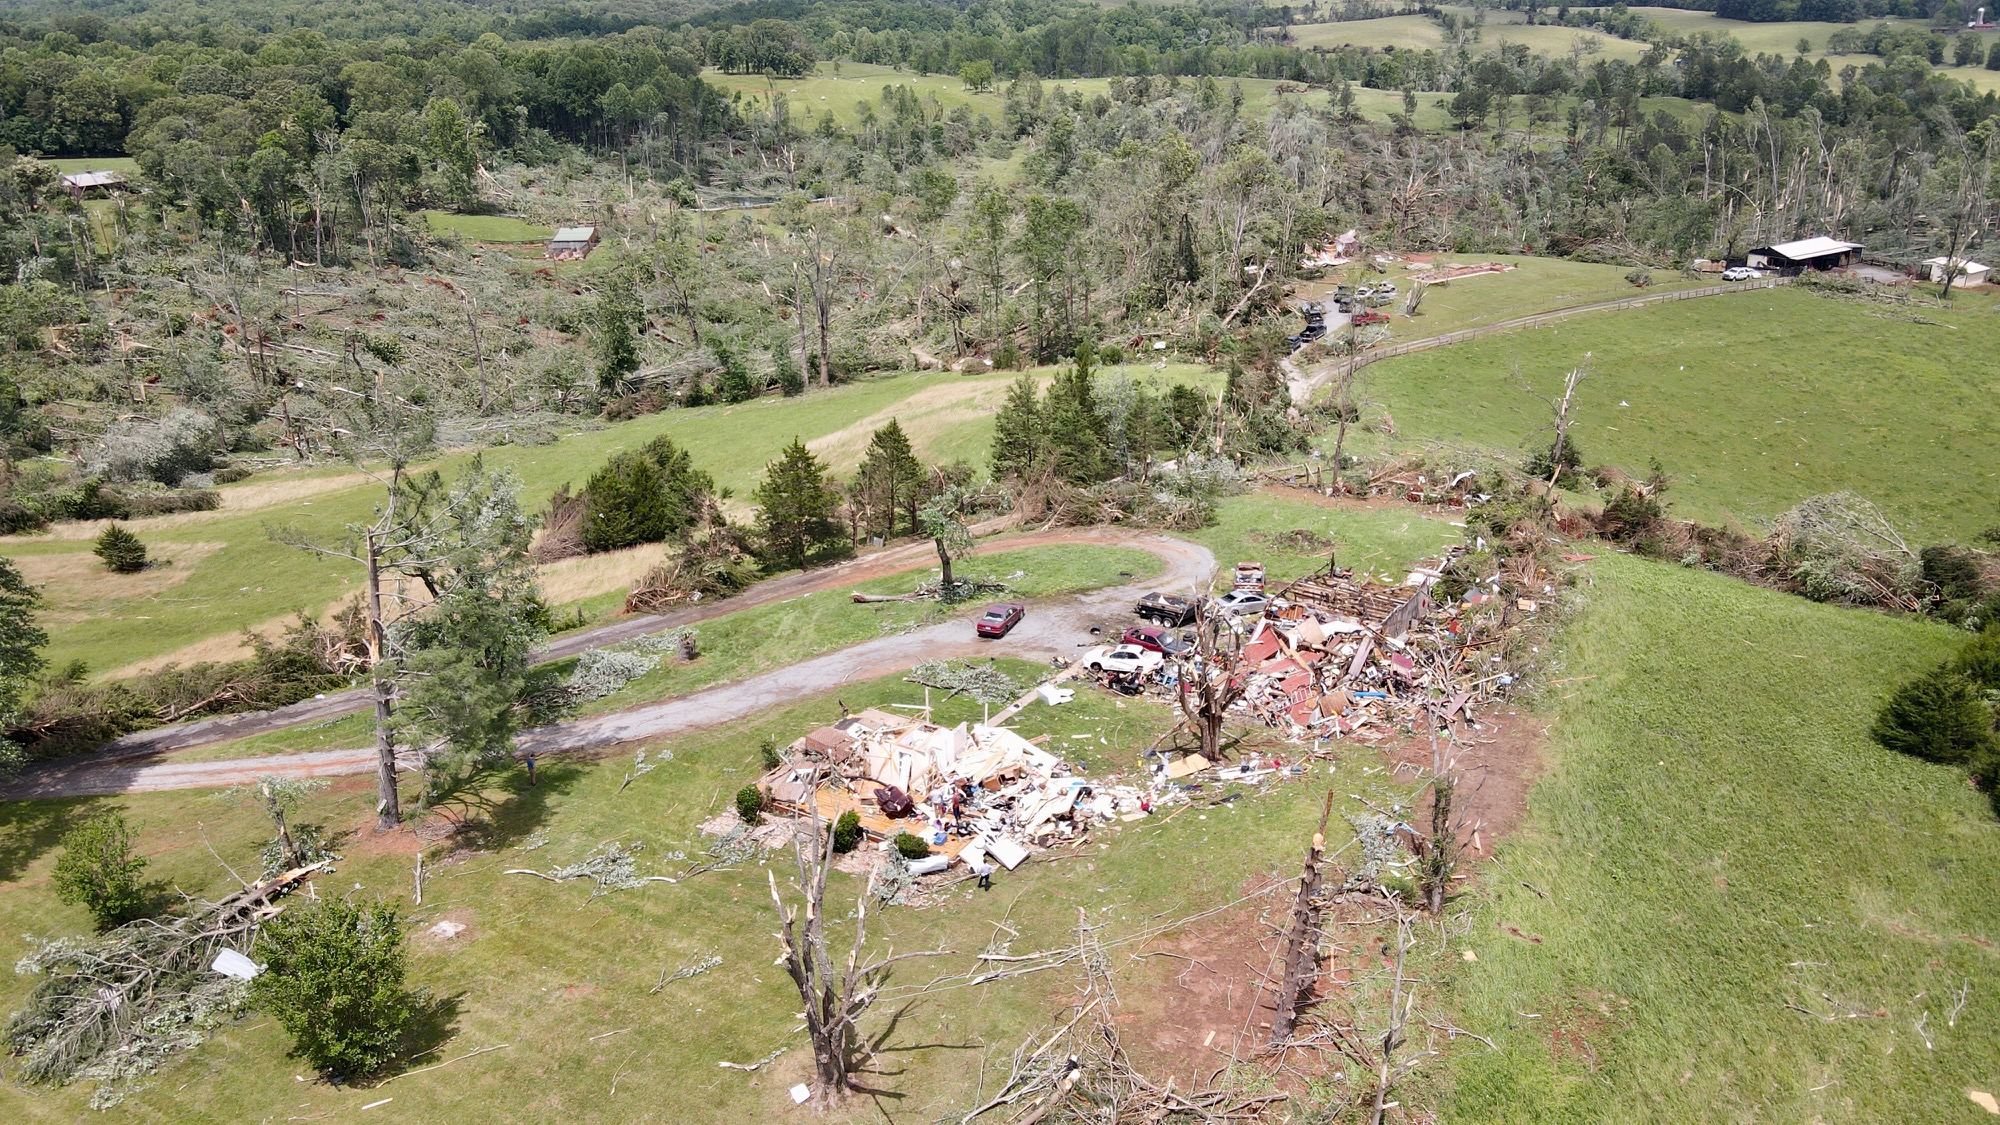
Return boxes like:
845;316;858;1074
1721;266;1763;281
1080;644;1164;676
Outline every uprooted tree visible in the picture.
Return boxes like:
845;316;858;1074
768;784;948;1104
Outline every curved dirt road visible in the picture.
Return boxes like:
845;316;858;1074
5;530;1213;799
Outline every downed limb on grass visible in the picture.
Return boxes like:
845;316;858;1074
3;861;330;1108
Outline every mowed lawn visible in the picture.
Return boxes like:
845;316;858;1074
0;661;1405;1122
1441;553;2000;1121
420;210;553;242
1359;285;2000;541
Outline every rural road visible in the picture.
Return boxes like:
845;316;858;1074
4;529;1214;799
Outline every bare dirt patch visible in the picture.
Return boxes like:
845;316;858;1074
1387;707;1545;861
1115;875;1291;1086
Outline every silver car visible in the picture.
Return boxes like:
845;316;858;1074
1214;590;1270;617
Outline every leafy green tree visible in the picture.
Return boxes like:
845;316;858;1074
989;376;1044;481
958;59;995;91
753;438;848;571
1871;667;1997;766
855;419;924;538
593;270;645;393
0;556;44;769
1043;343;1111;484
919;484;975;593
713;336;756;404
93;524;148;573
52;813;148;931
389;466;543;804
252;899;417;1079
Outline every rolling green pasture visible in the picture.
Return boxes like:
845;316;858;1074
419;210;554;242
0;363;1219;677
1357;285;2000;541
1299;255;1707;343
1285;12;1648;61
709;62;1329;129
1441;552;2000;1121
0;661;1386;1122
39;156;139;175
1620;7;1953;55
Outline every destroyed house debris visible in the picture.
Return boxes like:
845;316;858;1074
760;709;1158;877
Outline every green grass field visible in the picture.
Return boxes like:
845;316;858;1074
1299;255;1708;343
709;62;1331;129
0;359;1232;677
39;156;139;175
419;210;554;242
1285;12;1648;61
1355;285;2000;541
1440;552;2000;1121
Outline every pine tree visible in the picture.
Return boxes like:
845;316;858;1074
990;375;1044;481
754;438;848;571
1043;342;1110;484
1871;667;1997;766
579;436;714;553
855;419;923;537
581;453;671;553
93;523;148;573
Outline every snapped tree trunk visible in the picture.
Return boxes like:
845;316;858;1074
934;534;954;591
364;529;401;831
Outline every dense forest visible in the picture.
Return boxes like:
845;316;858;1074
0;0;1992;543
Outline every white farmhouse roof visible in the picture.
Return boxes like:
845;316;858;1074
550;226;596;243
1766;236;1860;259
1922;256;1989;271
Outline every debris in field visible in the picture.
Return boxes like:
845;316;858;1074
617;747;668;793
759;709;1162;885
425;920;467;940
903;660;1021;704
504;841;676;896
1969;1089;1999;1114
651;954;722;992
3;860;330;1109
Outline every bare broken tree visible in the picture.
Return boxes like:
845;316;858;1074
273;386;436;831
1927;108;1996;301
1172;601;1245;762
1270;791;1337;1046
1367;901;1437;1125
1526;357;1590;488
768;786;947;1104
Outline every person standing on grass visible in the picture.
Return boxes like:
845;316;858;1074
973;858;994;891
524;752;537;787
